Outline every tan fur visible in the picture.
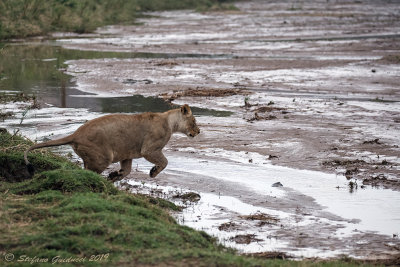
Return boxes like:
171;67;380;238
24;104;200;181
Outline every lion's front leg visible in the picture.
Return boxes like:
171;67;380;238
143;151;168;178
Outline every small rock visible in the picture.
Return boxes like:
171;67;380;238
272;182;283;187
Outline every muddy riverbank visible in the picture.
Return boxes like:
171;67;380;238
1;0;400;260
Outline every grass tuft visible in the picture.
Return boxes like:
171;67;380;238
0;0;237;40
8;169;119;195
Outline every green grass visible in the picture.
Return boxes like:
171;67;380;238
0;130;379;266
0;0;236;40
7;169;119;195
0;191;375;267
0;132;79;183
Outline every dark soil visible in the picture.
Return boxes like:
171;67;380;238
0;93;40;109
218;221;239;232
160;87;248;102
247;251;292;260
247;112;278;122
230;234;262;245
173;192;201;203
239;213;279;226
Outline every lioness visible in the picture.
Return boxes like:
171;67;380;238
24;104;200;181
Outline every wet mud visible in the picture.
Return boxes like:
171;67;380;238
2;0;400;260
160;87;248;102
248;251;291;260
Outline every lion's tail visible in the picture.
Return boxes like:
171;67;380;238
24;135;74;175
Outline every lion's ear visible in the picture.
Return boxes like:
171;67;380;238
181;104;192;116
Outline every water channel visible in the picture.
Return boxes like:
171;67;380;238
0;43;231;116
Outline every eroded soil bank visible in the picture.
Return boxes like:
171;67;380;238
2;0;400;261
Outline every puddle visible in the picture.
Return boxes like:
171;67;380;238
0;44;232;116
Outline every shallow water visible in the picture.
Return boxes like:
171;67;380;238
0;44;231;117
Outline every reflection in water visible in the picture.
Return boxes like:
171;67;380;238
68;94;231;116
60;78;67;108
0;43;232;117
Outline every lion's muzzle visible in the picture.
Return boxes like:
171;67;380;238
189;127;200;138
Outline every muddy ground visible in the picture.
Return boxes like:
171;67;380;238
3;0;400;260
59;0;400;189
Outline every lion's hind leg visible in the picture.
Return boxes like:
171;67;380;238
74;145;112;175
108;159;133;182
